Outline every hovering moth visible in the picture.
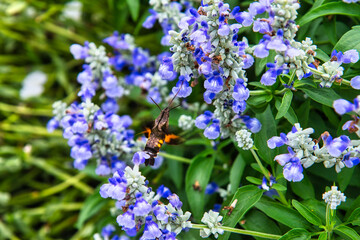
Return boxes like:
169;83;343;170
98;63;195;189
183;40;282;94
143;88;183;166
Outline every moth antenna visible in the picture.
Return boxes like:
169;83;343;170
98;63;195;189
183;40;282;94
169;103;181;112
150;97;162;111
169;79;184;107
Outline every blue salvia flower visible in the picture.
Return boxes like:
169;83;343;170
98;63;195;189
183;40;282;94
275;147;304;182
269;123;360;178
100;161;192;239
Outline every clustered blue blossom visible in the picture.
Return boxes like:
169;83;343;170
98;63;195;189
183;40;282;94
241;0;318;84
164;0;261;143
48;99;135;173
102;32;176;104
100;159;192;239
268;123;360;182
333;95;360;137
143;0;192;45
195;111;261;147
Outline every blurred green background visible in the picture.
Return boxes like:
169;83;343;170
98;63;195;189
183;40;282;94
0;1;160;239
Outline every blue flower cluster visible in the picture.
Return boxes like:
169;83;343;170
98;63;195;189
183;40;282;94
143;0;192;46
240;0;319;84
48;100;135;173
195;111;261;140
268;123;360;182
100;161;192;239
161;0;262;142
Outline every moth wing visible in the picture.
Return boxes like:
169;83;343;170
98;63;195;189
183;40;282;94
164;134;183;145
136;127;152;138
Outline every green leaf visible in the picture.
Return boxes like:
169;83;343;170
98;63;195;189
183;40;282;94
346;207;360;226
254;105;278;164
271;183;287;191
248;82;269;89
334;225;360;240
75;189;107;229
126;0;140;21
292;200;322;226
318;232;327;240
275;90;293;120
246;176;262;185
298;3;360;26
185;149;215;220
229;154;246;194
315;49;330;62
322;105;340;127
338;167;355;192
299;85;342;108
290;174;315;200
242;210;282;237
334;26;360;55
218;186;263;240
247;94;273;106
255;198;312;229
279;228;311;240
275;98;298;125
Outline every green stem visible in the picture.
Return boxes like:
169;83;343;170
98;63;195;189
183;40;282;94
191;224;281;239
0;102;53;116
250;149;289;206
158;152;225;170
158;152;191;164
250;149;269;179
249;90;270;96
288;70;296;85
325;203;333;240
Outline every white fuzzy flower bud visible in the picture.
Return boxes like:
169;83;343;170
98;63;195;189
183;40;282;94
322;186;346;210
200;210;224;239
178;115;194;130
235;129;253;150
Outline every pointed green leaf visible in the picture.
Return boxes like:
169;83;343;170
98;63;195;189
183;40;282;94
254;105;278;164
298;86;342;108
292;200;322;226
334;225;360;239
276;90;293;120
279;228;311;240
185;149;215;220
126;0;140;21
346;207;360;226
298;2;360;26
333;26;360;54
318;232;327;240
229;154;246;194
255;198;312;229
218;185;263;240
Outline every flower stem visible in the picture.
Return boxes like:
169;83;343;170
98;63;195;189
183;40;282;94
250;149;269;179
325;203;333;240
158;152;225;170
250;149;289;206
191;224;281;239
249;90;270;96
